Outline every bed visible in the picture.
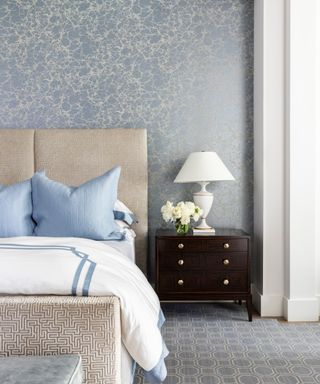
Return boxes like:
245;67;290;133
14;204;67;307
0;129;164;384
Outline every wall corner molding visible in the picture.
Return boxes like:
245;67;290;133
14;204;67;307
254;0;320;320
252;284;284;317
284;297;319;322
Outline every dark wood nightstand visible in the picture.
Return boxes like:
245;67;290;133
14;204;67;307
155;228;252;321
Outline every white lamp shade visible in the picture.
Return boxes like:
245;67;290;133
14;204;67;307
174;151;235;183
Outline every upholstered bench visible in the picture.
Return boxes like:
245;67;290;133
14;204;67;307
0;355;83;384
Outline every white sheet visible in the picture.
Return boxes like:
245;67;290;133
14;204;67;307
0;236;167;383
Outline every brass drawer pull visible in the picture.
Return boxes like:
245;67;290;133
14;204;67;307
223;279;229;286
223;259;230;265
178;279;184;286
178;259;184;266
223;243;230;249
178;243;184;249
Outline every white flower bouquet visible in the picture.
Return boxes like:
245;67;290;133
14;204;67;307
161;201;202;234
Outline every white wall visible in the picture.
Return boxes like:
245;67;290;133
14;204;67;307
253;0;286;317
284;0;319;321
254;0;320;320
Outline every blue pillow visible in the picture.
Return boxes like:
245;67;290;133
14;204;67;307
32;167;123;240
113;210;137;225
113;199;138;225
0;180;35;237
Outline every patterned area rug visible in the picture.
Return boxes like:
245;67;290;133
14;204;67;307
134;303;320;384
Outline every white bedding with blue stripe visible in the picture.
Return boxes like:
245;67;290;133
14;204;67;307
0;236;168;383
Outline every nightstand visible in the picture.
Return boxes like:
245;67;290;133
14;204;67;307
155;228;252;321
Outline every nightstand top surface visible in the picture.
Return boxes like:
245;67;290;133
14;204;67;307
156;228;249;238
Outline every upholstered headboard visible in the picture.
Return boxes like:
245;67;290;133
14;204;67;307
0;129;148;273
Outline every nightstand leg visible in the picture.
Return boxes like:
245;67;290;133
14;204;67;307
246;295;253;322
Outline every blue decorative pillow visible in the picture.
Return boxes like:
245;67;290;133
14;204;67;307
113;200;138;225
0;180;35;237
114;210;136;225
32;167;123;240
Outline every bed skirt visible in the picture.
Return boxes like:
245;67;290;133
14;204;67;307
0;296;121;384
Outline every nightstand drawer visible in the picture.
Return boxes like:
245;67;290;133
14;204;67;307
204;253;248;270
159;253;203;270
158;238;203;253
159;252;248;271
158;271;248;292
206;238;248;252
158;271;202;291
203;271;248;292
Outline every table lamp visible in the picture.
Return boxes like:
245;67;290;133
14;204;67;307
174;151;235;232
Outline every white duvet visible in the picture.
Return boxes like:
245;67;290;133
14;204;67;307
0;237;168;382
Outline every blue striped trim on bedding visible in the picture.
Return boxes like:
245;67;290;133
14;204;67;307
0;243;96;296
113;210;137;225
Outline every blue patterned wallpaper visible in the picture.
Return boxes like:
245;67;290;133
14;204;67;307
0;0;253;275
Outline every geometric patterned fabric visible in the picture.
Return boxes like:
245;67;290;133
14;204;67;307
134;303;320;384
0;296;121;384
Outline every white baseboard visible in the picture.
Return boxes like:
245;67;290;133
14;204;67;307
252;284;284;317
253;286;320;320
284;297;319;321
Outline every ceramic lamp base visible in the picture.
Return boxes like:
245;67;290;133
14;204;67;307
194;218;215;231
193;182;214;230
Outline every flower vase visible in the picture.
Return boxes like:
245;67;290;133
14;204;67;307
175;222;189;235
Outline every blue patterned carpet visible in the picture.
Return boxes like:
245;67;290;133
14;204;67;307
134;303;320;384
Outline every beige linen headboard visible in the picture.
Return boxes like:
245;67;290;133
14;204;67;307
0;129;148;274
